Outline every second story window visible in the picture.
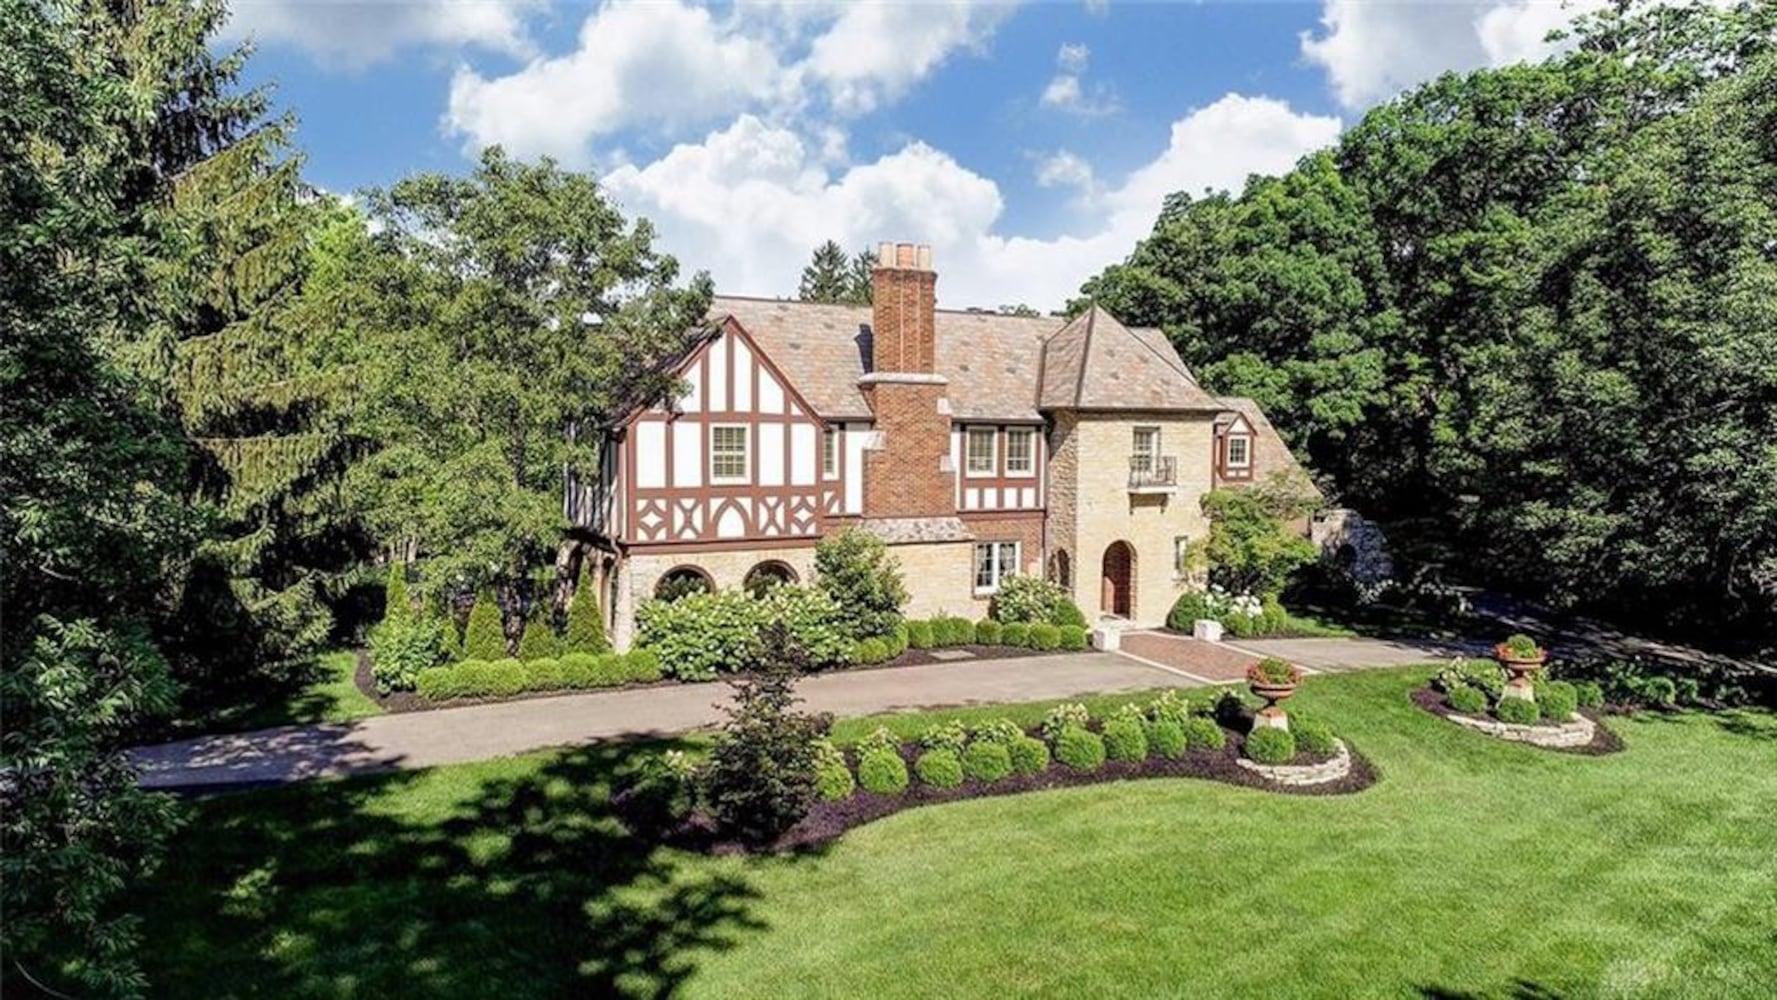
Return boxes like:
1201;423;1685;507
1226;434;1251;469
965;427;996;476
711;425;749;483
1132;426;1160;473
1005;428;1035;475
822;426;839;478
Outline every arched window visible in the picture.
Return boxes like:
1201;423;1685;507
743;560;798;597
655;566;714;602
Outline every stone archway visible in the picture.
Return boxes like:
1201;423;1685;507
654;565;715;602
743;560;799;597
1101;541;1134;618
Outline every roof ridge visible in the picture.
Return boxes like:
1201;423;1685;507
1072;305;1097;407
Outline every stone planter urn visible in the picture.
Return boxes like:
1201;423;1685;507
1494;637;1548;702
1247;658;1303;730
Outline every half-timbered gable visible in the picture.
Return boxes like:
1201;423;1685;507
952;422;1046;512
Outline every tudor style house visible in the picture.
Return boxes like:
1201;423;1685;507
566;243;1316;649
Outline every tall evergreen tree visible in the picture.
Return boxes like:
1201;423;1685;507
847;246;877;304
798;240;852;303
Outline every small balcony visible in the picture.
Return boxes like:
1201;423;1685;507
1128;455;1177;492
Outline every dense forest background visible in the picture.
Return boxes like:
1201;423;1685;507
2;0;1773;995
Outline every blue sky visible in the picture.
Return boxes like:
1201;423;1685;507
227;0;1593;309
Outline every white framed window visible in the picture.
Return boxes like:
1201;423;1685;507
965;427;996;477
822;426;839;479
1132;426;1160;473
1005;428;1035;476
973;541;1021;594
1226;434;1251;469
710;425;749;483
1173;535;1192;577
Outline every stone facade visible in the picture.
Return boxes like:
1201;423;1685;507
885;540;977;619
614;545;819;650
1046;411;1216;626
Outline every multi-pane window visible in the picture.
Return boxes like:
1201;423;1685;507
1226;434;1251;469
822;426;839;478
1005;428;1035;475
710;425;749;482
1173;535;1192;577
973;541;1021;594
965;427;996;476
1132;426;1160;473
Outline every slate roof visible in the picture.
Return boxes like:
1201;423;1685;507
713;296;1218;422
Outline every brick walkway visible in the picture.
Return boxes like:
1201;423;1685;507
1118;632;1260;682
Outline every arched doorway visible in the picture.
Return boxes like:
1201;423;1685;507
655;565;714;602
1101;541;1134;618
743;560;798;597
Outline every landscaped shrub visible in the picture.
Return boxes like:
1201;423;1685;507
970;718;1025;745
1001;622;1031;648
1054;726;1106;771
1102;707;1149;761
563;572;611;654
454;660;495;698
1293;718;1336;756
588;652;627;687
464;592;507;661
961;741;1013;783
700;624;826;845
1053;599;1088;629
918;720;970;755
1495;696;1540;725
815;529;908;641
1058;625;1088;650
1028;623;1061;651
1446;683;1487;715
523;658;565;691
1575;681;1605;708
885;624;909;658
623;648;662;684
1539;680;1579;722
1183;717;1226;751
990;575;1071;625
637;587;852;681
856;748;909;794
560;652;598;689
1212;689;1249;728
1199;484;1318;597
1244;726;1296;765
1146;690;1190;727
915;748;965;788
1498;633;1544;660
369;615;448;694
759;586;856;668
1008;736;1050;774
415;665;457;701
814;740;855;801
1166;590;1216;632
1638;675;1678;707
855;637;890;664
624;750;699;835
518;617;560;661
381;564;414;628
906;620;935;649
1040;702;1091;742
940;616;976;646
1437;660;1506;698
859;725;901;757
487;658;526;698
974;619;1003;645
1148;719;1188;759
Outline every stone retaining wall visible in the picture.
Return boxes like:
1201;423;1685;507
1236;738;1352;786
1444;710;1595;749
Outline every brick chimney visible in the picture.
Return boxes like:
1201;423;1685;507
859;242;954;519
870;242;937;373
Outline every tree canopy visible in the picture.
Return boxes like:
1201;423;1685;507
798;240;876;304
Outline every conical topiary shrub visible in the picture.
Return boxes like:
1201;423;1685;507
518;616;561;661
464;592;507;661
383;564;414;628
563;572;610;654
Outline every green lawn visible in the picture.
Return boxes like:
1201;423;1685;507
172;650;383;737
134;667;1777;999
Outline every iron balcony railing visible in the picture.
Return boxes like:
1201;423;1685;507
1128;455;1177;489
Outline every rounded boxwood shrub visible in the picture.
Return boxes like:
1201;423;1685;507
961;741;1013;783
974;619;1003;645
1638;675;1678;707
587;652;627;687
1244;726;1296;765
1053;599;1087;629
946;616;976;646
487;659;527;698
1028;623;1062;651
559;652;598;689
905;620;935;649
1293;717;1336;756
814;741;855;801
1575;681;1605;708
1446;683;1487;715
1495;696;1540;725
886;623;909;658
624;648;663;684
915;748;965;789
455;660;495;697
415;665;456;701
854;637;889;664
1000;622;1031;648
1183;716;1226;751
1147;719;1187;759
1054;726;1106;772
1008;736;1050;775
1102;716;1149;762
523;658;565;691
1057;624;1089;651
856;748;909;795
1539;680;1579;722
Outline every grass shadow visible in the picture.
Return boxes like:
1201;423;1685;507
133;739;770;998
1420;980;1566;1000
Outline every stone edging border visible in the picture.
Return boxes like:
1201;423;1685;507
1410;687;1624;755
1235;738;1353;785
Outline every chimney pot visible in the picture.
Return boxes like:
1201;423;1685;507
869;238;938;374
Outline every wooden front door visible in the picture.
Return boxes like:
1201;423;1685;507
1101;541;1134;618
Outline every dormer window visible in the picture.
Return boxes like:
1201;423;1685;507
1226;433;1251;469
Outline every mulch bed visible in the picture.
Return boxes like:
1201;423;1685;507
1410;686;1625;755
628;726;1376;856
886;644;1087;667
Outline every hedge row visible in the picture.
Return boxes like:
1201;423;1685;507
415;650;661;701
901;616;1090;653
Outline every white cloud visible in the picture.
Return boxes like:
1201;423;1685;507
1301;0;1606;110
446;0;1012;159
604;94;1339;311
1034;150;1095;192
1039;41;1116;116
1085;0;1110;15
223;0;543;67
